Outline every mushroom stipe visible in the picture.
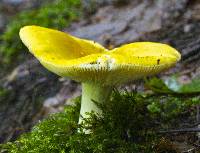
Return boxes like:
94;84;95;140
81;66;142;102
19;25;181;127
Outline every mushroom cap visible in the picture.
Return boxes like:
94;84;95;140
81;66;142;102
19;26;181;86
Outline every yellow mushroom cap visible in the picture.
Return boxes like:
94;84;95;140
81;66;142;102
19;25;181;86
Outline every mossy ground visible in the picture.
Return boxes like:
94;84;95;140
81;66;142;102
0;90;199;153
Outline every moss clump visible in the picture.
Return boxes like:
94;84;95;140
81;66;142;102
0;88;10;98
0;0;81;64
0;91;199;153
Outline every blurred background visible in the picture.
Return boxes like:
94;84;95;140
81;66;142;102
0;0;200;148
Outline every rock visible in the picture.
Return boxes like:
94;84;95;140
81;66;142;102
71;21;127;45
0;59;79;143
82;0;131;14
69;0;188;47
43;79;81;115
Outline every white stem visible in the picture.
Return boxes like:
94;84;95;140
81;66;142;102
79;83;112;124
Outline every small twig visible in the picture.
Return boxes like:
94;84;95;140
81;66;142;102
159;128;200;134
182;147;195;153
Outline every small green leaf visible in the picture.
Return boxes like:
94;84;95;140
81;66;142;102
146;76;200;94
145;77;174;94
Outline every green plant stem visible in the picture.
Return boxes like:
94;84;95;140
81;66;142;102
79;83;112;124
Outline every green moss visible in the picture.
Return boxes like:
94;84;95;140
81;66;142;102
0;88;9;98
1;90;198;153
0;0;81;64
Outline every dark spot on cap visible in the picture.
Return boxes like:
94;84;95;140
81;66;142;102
157;59;160;65
89;61;97;64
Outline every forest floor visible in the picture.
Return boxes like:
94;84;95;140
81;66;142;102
0;0;200;152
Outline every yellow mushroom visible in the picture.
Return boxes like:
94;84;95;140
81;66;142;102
19;25;181;124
